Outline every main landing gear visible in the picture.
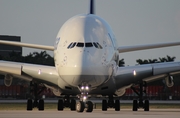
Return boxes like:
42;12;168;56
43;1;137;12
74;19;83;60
57;95;76;111
27;82;45;111
102;95;120;111
131;82;149;111
75;85;93;112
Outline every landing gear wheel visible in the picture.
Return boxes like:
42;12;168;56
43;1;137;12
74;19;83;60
102;100;107;111
38;99;44;111
133;100;138;111
144;100;149;111
27;99;33;111
76;101;85;112
58;99;64;111
115;100;120;111
86;101;93;112
70;99;76;111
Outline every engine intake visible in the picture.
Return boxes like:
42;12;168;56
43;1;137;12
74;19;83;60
4;74;13;87
165;75;174;88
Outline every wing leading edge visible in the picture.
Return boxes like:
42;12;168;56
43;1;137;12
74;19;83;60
0;40;54;51
114;62;180;89
0;61;59;86
118;42;180;53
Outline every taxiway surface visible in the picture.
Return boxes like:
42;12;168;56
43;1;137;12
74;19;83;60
0;109;180;118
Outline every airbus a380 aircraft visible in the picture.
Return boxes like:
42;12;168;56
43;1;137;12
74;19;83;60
1;0;180;112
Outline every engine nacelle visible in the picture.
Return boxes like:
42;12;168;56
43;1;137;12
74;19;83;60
165;75;174;88
44;84;62;96
115;88;126;96
4;74;13;87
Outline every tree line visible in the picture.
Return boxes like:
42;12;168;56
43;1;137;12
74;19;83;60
0;51;176;67
119;55;176;67
0;51;54;66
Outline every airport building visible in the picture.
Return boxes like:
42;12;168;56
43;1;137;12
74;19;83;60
0;35;22;85
0;35;22;57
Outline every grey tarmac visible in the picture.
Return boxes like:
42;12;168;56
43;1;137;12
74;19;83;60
0;109;180;118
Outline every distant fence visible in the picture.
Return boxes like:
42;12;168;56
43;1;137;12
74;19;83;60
0;85;180;100
123;86;180;100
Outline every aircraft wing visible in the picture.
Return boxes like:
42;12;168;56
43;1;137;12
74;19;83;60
114;62;180;89
118;42;180;53
0;60;59;86
0;40;54;51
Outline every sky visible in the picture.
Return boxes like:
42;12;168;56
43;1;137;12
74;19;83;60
0;0;180;66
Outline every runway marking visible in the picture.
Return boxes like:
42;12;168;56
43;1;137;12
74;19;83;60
0;109;180;118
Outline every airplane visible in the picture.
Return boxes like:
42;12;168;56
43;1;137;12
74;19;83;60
1;0;180;112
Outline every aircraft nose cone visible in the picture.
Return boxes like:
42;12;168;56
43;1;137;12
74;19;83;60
58;49;107;87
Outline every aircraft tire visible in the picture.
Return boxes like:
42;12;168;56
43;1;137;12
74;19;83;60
133;100;138;111
115;100;120;111
58;99;64;111
38;99;44;111
27;99;33;111
76;101;85;112
144;100;149;111
102;100;107;111
86;101;93;112
70;99;76;111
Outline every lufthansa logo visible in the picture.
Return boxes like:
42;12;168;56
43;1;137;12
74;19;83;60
54;37;60;50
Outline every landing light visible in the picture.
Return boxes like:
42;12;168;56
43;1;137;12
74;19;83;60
133;70;136;76
83;96;87;100
81;86;84;90
38;69;41;75
85;86;89;90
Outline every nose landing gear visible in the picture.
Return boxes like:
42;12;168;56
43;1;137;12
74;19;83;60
76;85;93;112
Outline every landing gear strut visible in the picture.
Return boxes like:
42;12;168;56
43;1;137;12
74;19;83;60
102;95;120;111
27;81;45;111
131;82;149;111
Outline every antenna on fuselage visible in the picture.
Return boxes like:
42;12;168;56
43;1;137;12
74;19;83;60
89;0;95;14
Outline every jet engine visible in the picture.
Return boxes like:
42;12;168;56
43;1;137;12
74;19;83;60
44;84;62;96
115;84;133;96
4;74;13;87
165;75;174;88
115;88;126;96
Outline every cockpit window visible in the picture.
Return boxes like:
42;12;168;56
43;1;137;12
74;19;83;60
85;43;93;47
93;42;98;48
67;42;76;49
71;42;76;48
97;42;103;49
67;42;73;49
67;42;103;49
76;42;84;47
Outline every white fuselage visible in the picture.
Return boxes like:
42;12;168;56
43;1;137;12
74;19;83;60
54;14;119;88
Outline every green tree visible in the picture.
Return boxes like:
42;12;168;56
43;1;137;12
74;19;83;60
136;55;176;65
119;58;125;67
